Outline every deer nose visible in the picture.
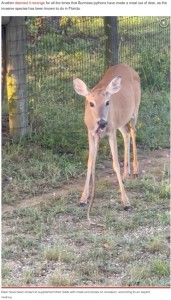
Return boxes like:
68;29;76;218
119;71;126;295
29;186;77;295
97;119;107;129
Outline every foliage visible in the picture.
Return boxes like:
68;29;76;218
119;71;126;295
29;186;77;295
138;47;170;91
137;91;170;149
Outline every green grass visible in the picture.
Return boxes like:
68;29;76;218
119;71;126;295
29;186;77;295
1;158;170;287
47;274;75;287
137;91;170;149
2;142;85;204
44;245;74;263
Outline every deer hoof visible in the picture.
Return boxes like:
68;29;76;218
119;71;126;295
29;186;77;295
133;173;138;179
122;174;130;183
124;206;132;211
80;202;86;207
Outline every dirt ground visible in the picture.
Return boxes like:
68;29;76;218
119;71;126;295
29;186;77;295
2;148;170;213
1;148;170;287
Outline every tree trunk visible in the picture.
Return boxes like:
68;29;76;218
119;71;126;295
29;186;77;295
104;17;119;68
6;17;28;141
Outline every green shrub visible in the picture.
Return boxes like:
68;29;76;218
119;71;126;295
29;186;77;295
138;47;170;91
137;91;170;149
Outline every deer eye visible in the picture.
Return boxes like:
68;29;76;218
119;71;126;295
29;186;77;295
90;102;95;107
106;101;110;106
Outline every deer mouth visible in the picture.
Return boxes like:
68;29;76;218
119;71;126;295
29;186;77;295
99;127;106;132
95;125;107;135
95;119;107;134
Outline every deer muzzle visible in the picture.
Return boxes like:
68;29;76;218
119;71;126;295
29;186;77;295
97;119;107;130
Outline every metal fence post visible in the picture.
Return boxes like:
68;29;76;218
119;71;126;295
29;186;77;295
6;17;28;141
104;17;119;68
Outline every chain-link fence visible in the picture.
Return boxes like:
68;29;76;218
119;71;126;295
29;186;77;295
2;16;170;148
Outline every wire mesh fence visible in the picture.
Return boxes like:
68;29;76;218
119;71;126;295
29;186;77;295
118;17;170;90
2;16;170;149
118;17;170;64
26;16;170;99
26;17;105;102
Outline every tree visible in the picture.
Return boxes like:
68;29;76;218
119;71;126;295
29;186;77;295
104;17;119;68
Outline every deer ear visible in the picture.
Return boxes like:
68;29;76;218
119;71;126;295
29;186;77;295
73;78;89;96
106;76;122;95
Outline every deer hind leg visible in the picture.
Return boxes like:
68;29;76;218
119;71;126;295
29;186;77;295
130;117;139;177
80;131;95;205
109;131;131;209
119;125;131;181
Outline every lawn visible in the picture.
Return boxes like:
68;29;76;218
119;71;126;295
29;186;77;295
1;149;170;286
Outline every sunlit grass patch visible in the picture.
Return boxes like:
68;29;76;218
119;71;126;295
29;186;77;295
121;256;170;287
152;259;170;277
47;273;75;286
44;245;74;263
127;262;152;285
118;251;133;263
156;211;170;226
23;269;34;285
1;265;11;280
144;236;169;254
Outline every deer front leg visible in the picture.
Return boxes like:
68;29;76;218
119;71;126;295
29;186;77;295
109;131;131;209
119;126;131;181
80;131;95;206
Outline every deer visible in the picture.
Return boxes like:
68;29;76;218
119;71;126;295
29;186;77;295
73;64;141;226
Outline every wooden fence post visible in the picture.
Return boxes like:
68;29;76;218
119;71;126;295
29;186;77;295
2;25;7;102
2;17;11;102
6;17;28;140
104;17;119;68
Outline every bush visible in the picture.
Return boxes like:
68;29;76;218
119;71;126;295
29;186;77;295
137;91;170;149
138;47;170;91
